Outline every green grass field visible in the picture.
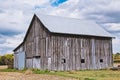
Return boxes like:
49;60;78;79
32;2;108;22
1;69;120;80
53;70;120;80
30;69;120;80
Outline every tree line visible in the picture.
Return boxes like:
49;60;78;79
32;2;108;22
0;54;14;65
113;53;120;63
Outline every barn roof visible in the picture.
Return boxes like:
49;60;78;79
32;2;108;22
36;14;113;38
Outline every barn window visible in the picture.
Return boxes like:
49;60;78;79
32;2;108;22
100;59;103;63
33;56;41;58
81;59;85;63
62;58;66;63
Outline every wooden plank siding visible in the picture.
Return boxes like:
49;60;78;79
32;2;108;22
14;15;113;71
24;16;50;69
45;35;112;71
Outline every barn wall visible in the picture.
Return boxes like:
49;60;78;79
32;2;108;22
24;16;49;57
94;39;113;69
14;53;19;69
46;35;113;71
14;45;25;70
24;16;49;69
14;45;24;54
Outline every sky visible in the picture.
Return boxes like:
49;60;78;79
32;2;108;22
0;0;120;55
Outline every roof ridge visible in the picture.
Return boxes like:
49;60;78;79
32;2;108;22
35;13;95;22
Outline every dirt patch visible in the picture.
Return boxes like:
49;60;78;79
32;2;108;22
0;65;8;69
0;72;76;80
114;63;120;67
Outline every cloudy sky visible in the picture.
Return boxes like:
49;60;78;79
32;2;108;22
0;0;120;55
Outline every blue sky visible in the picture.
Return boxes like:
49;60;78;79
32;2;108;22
50;0;67;6
0;0;120;54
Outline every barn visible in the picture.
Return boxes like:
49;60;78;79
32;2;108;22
14;14;113;70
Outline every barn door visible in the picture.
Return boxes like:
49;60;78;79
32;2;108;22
26;58;33;68
48;57;51;70
18;52;25;70
33;57;41;69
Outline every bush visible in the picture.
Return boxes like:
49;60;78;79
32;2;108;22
0;54;14;68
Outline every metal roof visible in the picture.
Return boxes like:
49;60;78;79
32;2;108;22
36;14;113;37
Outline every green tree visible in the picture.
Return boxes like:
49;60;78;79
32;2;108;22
0;54;14;67
113;53;120;63
3;54;14;65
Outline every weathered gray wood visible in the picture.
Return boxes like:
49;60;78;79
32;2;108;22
91;39;96;69
26;59;33;68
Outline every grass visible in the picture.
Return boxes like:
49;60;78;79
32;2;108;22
0;68;17;72
31;69;120;80
0;68;120;80
0;68;26;73
30;69;120;80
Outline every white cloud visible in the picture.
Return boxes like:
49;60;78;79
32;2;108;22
0;33;24;54
23;0;49;6
0;0;50;33
105;23;120;31
0;10;29;32
113;37;120;53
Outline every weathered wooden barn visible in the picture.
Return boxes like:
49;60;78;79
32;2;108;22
14;14;113;70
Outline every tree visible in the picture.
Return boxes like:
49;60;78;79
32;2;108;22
114;53;120;59
113;53;120;63
4;54;14;65
0;54;14;68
